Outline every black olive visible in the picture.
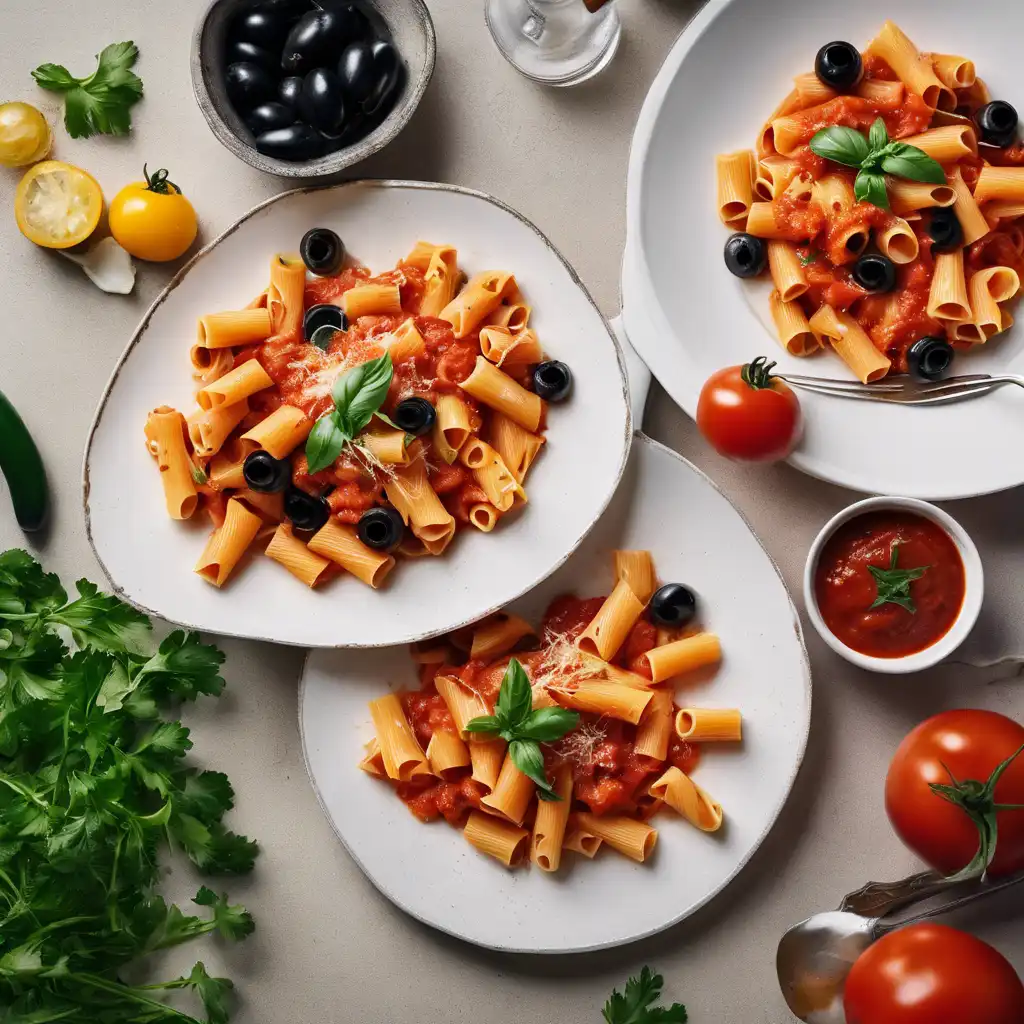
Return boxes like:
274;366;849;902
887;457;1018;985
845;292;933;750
648;584;698;630
907;337;954;381
226;39;279;74
282;10;350;74
225;62;277;113
392;397;436;436
531;361;573;402
254;123;325;160
338;41;376;103
300;228;345;275
928;208;964;253
243;451;292;493
975;101;1019;147
814;41;863;91
299;68;346;134
723;233;767;278
357;506;405;551
278;75;304;110
364;40;404;117
852;253;897;293
304;303;347;341
232;8;291;49
318;1;374;41
284;486;331;533
246;101;295;135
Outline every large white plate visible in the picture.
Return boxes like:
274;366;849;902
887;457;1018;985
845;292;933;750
85;181;631;648
623;0;1024;499
300;434;811;952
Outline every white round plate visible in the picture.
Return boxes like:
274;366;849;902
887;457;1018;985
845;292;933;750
623;0;1024;500
85;181;631;648
300;434;811;952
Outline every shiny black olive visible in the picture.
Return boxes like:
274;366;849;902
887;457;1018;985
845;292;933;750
232;8;291;49
282;10;350;74
318;1;374;41
284;487;331;533
531;361;573;402
299;68;346;134
907;336;954;381
259;0;310;23
226;39;278;74
723;233;767;278
975;101;1019;147
364;40;404;117
300;228;345;275
243;451;291;493
338;41;376;103
254;123;325;160
304;303;347;341
278;75;304;111
308;324;341;351
246;101;295;135
928;208;964;253
814;41;863;91
357;506;405;551
392;397;436;436
648;583;698;630
852;253;897;293
225;62;277;113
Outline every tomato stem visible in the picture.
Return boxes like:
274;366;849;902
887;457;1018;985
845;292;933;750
740;356;778;390
143;163;179;195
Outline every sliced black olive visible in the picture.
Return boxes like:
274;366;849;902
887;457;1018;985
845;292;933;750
531;361;573;402
357;506;405;551
246;101;296;135
364;40;404;117
232;8;292;49
225;62;277;113
852;253;897;293
814;41;863;91
724;233;767;279
975;101;1019;147
392;397;436;436
928;208;964;253
243;451;292;493
907;336;954;381
282;10;350;74
299;68;346;134
254;123;325;160
338;41;376;103
308;324;341;351
304;303;347;341
278;75;304;111
226;39;279;74
648;584;698;630
300;228;345;275
284;486;331;533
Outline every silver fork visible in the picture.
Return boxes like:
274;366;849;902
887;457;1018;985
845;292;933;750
777;372;1024;405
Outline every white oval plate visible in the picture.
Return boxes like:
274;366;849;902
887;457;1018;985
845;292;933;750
300;434;811;952
623;0;1024;500
85;181;631;648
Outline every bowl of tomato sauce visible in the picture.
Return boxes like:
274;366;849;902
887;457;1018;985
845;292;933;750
804;497;983;674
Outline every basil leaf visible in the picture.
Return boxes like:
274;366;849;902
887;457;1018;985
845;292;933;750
304;412;348;475
509;739;559;800
495;658;533;729
373;410;401;430
464;714;501;735
517;707;580;742
809;126;870;168
332;353;393;437
880;143;947;185
868;117;889;155
854;170;890;210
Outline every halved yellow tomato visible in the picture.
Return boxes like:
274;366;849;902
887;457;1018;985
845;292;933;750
15;160;103;249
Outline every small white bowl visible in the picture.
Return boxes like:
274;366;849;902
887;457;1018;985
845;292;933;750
803;496;983;674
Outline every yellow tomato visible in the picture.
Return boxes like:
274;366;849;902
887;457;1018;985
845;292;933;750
0;102;51;167
14;160;103;249
109;165;198;262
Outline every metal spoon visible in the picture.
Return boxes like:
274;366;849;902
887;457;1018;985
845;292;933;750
776;870;1024;1023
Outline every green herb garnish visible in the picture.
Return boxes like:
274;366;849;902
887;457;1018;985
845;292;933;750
305;352;394;474
809;117;945;210
868;542;929;613
798;247;823;266
602;966;688;1024
190;463;208;486
0;549;256;1021
32;41;144;139
465;659;579;800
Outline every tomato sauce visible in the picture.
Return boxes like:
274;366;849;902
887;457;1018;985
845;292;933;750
814;511;966;658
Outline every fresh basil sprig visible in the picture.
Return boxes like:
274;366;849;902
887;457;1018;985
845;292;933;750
868;542;930;613
809;117;946;211
465;658;579;801
304;352;393;474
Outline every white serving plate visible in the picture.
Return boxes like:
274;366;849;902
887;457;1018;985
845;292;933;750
622;0;1024;499
84;181;631;648
300;434;811;952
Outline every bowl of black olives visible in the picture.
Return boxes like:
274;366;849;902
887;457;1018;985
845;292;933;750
192;0;435;176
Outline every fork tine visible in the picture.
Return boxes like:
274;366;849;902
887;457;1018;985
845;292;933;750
789;378;995;405
904;380;996;404
782;381;898;403
781;374;903;393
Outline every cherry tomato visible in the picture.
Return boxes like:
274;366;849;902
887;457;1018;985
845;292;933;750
0;102;51;167
696;357;802;462
109;165;197;262
886;709;1024;878
844;924;1024;1024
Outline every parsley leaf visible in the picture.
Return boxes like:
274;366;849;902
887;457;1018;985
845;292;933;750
868;542;929;613
32;42;144;139
603;967;688;1024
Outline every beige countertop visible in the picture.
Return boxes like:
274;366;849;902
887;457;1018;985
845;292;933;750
1;1;1022;1020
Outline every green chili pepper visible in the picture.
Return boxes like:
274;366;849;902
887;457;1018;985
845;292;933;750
0;390;49;531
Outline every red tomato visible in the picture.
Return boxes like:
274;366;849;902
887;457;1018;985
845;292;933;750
696;357;802;462
844;924;1024;1024
885;710;1024;878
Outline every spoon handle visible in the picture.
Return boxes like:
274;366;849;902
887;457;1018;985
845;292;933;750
839;870;956;917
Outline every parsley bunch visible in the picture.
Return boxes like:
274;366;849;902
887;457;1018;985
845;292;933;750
0;550;256;1022
603;967;688;1023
